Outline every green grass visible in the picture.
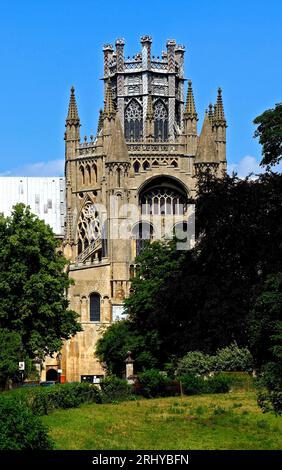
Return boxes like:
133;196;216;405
42;391;282;450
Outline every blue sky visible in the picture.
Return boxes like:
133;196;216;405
0;0;281;177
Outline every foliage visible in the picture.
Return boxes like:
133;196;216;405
253;103;282;167
176;344;253;377
96;320;160;377
176;351;213;376
100;375;132;402
213;343;254;373
248;273;282;414
10;382;102;415
137;369;171;398
0;395;53;450
0;328;35;389
0;204;81;359
123;172;282;365
179;374;230;395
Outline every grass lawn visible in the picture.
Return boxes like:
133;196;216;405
42;391;282;450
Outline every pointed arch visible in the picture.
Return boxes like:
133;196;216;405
92;163;97;183
124;98;143;141
143;160;150;170
153;99;168;141
85;164;91;185
133;161;140;173
77;199;101;255
80;165;85;185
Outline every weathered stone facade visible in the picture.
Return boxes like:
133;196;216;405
54;37;227;383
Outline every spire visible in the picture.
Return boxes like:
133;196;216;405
184;80;197;118
104;78;116;119
66;86;80;123
195;112;218;163
107;115;129;162
208;103;214;123
213;87;227;126
97;108;104;134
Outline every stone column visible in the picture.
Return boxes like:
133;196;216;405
125;351;134;383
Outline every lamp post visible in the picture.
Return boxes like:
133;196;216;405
57;352;62;384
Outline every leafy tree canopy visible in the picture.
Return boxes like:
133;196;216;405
254;103;282;167
0;204;81;359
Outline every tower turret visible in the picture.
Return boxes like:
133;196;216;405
65;86;80;159
212;87;227;166
183;80;198;154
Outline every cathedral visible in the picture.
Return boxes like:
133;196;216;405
43;36;227;383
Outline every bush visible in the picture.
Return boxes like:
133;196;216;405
176;351;213;377
100;376;132;402
176;344;254;377
214;343;253;373
11;382;102;415
205;374;231;393
179;374;231;395
0;395;53;450
138;369;170;398
258;391;282;415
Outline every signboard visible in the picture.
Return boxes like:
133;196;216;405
58;369;62;374
18;362;25;371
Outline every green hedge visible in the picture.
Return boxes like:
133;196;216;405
0;395;53;450
10;382;102;415
138;369;171;398
100;375;133;402
179;374;231;395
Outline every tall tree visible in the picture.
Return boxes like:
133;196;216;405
254;103;282;167
0;204;81;359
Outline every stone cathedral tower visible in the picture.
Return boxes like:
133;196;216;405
59;36;227;383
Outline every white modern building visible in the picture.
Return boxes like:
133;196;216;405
0;177;65;236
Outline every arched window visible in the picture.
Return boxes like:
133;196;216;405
86;164;91;185
143;160;150;170
154;99;168;141
132;222;154;256
80;165;85;185
141;188;186;215
125;99;143;141
133;161;140;173
77;201;101;255
93;164;97;183
90;293;100;322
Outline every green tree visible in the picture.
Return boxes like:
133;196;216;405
0;204;81;360
248;273;282;414
254;103;282;167
0;329;34;389
96;320;160;376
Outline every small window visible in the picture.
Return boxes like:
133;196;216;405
90;293;100;322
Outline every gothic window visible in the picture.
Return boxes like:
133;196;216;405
132;222;154;256
133;161;140;173
86;164;91;185
141;188;186;216
154;99;168;141
143;160;150;170
125;99;143;141
93;164;97;183
77;201;101;255
80;165;85;185
90;293;100;322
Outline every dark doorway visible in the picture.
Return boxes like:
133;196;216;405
46;368;58;381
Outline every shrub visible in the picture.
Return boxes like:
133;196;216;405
258;391;282;415
179;374;206;395
10;382;102;415
205;374;231;393
179;374;231;395
138;369;170;398
100;375;132;402
176;351;213;376
0;395;53;450
214;343;253;372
